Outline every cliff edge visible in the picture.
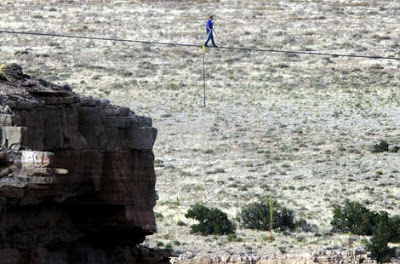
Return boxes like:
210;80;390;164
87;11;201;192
0;63;167;263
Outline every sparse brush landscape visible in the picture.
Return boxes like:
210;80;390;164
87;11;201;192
2;0;400;260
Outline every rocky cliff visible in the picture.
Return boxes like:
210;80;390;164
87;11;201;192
0;63;168;263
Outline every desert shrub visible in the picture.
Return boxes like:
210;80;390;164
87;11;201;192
176;220;186;226
332;201;400;262
371;140;389;153
165;243;173;251
388;215;400;242
297;218;318;232
239;201;296;231
227;234;242;242
392;146;400;153
156;241;164;247
367;213;398;262
154;212;164;219
331;201;379;235
185;204;235;235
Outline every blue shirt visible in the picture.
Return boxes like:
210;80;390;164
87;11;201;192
206;20;213;33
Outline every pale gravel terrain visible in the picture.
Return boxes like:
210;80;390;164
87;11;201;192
1;0;400;258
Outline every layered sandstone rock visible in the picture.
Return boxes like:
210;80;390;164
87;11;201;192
171;250;377;264
0;63;167;263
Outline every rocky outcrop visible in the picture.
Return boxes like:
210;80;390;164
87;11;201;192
0;63;167;263
171;250;377;264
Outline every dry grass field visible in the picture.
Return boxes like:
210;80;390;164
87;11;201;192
2;0;400;258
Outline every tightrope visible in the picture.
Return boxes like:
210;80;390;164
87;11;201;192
0;30;200;48
1;29;400;61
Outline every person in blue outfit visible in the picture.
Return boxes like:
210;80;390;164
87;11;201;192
204;16;218;47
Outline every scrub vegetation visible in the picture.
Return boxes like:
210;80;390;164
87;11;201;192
185;204;236;235
2;0;400;260
331;201;400;262
239;201;297;232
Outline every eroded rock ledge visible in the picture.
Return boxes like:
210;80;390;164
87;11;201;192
0;63;167;263
171;250;377;264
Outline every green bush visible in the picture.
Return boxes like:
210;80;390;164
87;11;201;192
239;201;296;231
296;218;318;232
371;140;389;153
388;215;400;242
165;243;173;251
331;201;379;235
185;204;235;235
331;201;400;262
367;219;395;263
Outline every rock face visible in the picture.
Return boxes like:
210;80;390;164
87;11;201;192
0;64;166;263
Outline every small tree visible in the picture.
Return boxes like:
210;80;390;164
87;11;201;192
185;204;235;235
367;218;395;263
331;201;379;235
331;201;400;262
239;201;296;231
